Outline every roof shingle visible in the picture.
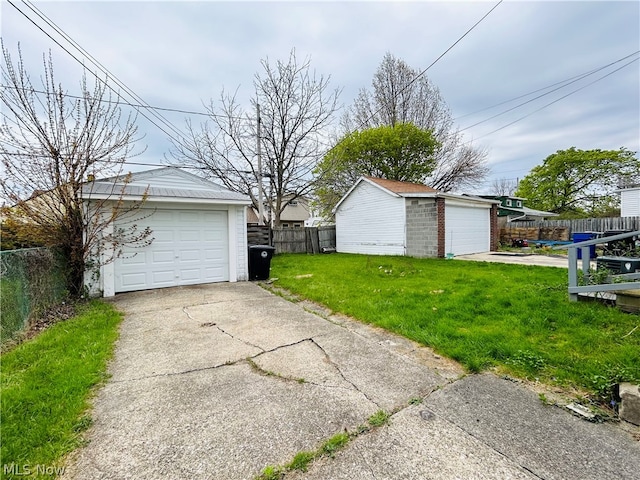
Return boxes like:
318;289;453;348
365;177;438;194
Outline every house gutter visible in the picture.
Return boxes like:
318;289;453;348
83;194;251;206
507;213;528;222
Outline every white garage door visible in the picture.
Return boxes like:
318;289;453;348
114;208;229;293
445;204;490;255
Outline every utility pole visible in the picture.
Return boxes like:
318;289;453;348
256;103;265;226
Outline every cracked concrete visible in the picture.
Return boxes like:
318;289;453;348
63;282;640;480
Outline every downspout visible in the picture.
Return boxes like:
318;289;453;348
507;213;528;222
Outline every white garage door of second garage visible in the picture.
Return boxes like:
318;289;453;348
114;208;229;293
445;203;490;255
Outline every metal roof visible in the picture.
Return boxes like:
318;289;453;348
81;167;250;204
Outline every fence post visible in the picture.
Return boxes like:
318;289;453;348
307;227;319;254
568;247;578;302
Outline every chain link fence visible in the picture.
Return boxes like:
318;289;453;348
1;247;68;344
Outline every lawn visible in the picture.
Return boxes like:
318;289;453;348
270;253;639;401
1;300;123;479
1;278;27;344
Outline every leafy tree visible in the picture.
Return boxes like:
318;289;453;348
0;45;152;296
340;53;488;192
314;123;439;215
173;49;340;226
515;147;639;218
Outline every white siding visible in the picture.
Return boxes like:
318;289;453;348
621;188;640;217
113;206;229;293
336;181;406;255
127;170;227;192
235;206;248;280
91;201;248;297
445;200;491;255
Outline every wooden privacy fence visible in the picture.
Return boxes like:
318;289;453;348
500;226;570;244
517;217;640;236
272;226;336;254
247;225;271;246
501;217;640;244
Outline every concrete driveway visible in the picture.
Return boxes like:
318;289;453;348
454;252;572;268
64;283;639;479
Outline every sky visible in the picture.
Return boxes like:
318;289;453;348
2;0;639;194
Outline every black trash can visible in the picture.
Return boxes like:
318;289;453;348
248;245;276;280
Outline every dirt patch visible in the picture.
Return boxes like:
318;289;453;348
2;302;77;353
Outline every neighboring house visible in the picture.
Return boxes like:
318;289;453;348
246;207;267;226
477;195;559;225
619;185;640;217
83;167;251;297
334;176;498;257
279;196;310;228
246;196;313;228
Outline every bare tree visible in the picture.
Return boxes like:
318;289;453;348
1;44;152;296
172;49;341;226
342;53;488;192
489;177;518;196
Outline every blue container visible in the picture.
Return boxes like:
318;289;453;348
573;232;597;259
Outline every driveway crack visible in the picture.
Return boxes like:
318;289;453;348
426;401;545;480
309;337;382;409
183;306;266;353
110;359;245;383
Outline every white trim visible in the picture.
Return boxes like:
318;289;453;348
92;166;227;190
333;176;498;213
445;197;494;209
102;221;116;297
228;208;237;282
86;194;250;205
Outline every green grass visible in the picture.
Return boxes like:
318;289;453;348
0;300;123;478
1;279;28;344
367;410;391;427
255;413;391;480
270;253;640;401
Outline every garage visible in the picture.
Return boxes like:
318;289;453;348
445;201;491;255
114;208;230;293
84;167;251;297
335;176;498;258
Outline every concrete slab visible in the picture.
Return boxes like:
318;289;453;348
455;252;571;268
289;404;536;480
64;283;455;480
423;374;640;479
107;307;262;381
64;283;640;480
64;363;376;480
253;339;352;388
311;327;447;411
620;382;640;426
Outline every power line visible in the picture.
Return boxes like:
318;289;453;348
4;2;179;146
458;51;640;131
19;0;188;141
8;0;188;147
453;50;640;122
410;1;504;91
355;0;504;131
466;56;639;143
0;84;249;120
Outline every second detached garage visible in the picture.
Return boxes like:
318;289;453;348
84;167;251;297
334;177;498;258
